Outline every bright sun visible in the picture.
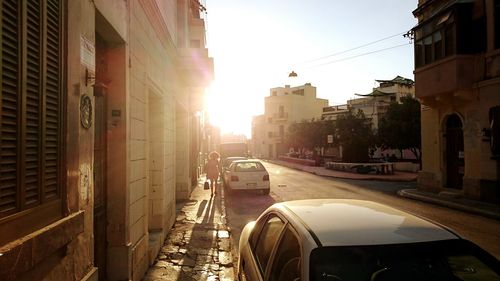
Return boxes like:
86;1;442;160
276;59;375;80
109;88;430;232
205;82;260;138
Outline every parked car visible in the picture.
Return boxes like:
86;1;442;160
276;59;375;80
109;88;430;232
222;156;248;171
237;199;500;281
223;160;270;195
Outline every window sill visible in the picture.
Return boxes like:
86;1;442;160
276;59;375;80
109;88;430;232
0;211;84;279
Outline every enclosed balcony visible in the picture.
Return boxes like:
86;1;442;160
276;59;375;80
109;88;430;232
414;54;479;98
412;1;486;101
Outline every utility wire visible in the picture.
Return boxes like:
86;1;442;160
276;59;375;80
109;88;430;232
297;31;409;65
307;42;412;68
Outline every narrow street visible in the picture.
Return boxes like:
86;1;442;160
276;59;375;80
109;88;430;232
225;162;500;263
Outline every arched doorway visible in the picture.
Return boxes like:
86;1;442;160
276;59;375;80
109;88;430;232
445;114;464;189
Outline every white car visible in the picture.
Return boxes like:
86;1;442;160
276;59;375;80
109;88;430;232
223;160;270;195
237;199;500;281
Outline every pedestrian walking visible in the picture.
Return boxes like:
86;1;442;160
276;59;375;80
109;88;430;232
205;151;220;196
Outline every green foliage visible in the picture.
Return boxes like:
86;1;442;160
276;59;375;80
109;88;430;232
377;96;421;159
287;119;334;152
335;109;375;162
286;110;376;162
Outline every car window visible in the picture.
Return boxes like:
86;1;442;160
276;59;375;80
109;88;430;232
254;215;286;276
235;162;265;172
309;240;500;281
269;225;302;281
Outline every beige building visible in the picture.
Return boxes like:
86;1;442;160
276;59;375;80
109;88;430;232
412;0;500;202
252;83;328;158
251;115;266;158
321;76;415;160
322;76;415;130
0;1;213;281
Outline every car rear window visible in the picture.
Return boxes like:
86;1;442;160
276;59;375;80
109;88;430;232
235;162;265;172
310;240;500;281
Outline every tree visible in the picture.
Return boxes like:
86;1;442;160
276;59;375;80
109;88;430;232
286;119;334;156
377;96;421;160
335;109;375;162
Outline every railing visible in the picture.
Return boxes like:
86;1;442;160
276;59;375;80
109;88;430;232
273;112;288;120
278;156;317;166
325;162;394;174
268;132;284;139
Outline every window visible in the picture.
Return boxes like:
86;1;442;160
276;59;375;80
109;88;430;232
254;215;285;275
279;125;284;137
414;11;456;68
414;3;486;68
279;105;284;117
235;162;265;172
1;0;65;245
269;226;301;281
268;117;273;124
292;89;304;96
309;240;500;281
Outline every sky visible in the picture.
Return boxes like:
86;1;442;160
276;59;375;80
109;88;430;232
204;0;419;137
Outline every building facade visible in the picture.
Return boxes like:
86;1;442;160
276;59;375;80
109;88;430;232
252;83;328;158
321;77;416;159
0;0;213;280
412;0;500;202
322;76;415;130
251;115;266;158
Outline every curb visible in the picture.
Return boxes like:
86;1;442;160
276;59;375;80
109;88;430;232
317;172;417;182
398;189;500;220
265;160;417;182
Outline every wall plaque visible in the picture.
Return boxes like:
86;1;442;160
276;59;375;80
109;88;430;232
80;94;92;129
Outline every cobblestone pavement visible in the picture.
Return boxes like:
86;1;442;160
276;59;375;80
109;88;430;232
143;178;235;281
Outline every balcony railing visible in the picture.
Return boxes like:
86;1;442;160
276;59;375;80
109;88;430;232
267;132;284;139
273;112;288;120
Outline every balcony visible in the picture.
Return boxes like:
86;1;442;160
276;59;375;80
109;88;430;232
414;54;482;100
267;132;284;139
273;112;288;121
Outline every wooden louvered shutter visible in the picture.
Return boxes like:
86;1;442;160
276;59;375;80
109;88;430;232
0;0;64;224
0;0;20;216
44;0;61;201
25;0;42;207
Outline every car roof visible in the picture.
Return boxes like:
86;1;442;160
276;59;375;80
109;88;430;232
231;159;262;164
276;199;458;247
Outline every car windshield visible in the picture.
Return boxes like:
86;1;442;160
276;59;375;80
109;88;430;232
310;240;500;281
234;162;266;172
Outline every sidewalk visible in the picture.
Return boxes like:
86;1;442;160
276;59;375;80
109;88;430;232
143;178;234;281
266;159;417;181
267;159;500;220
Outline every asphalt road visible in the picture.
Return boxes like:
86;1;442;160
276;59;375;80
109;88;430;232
224;161;500;262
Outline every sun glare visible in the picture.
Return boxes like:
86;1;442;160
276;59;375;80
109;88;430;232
205;82;261;138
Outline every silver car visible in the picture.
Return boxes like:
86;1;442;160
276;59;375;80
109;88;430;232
237;199;500;281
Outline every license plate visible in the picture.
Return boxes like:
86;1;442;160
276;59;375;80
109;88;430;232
247;183;257;187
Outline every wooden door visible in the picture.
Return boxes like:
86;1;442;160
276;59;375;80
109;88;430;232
93;35;108;280
445;115;464;189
